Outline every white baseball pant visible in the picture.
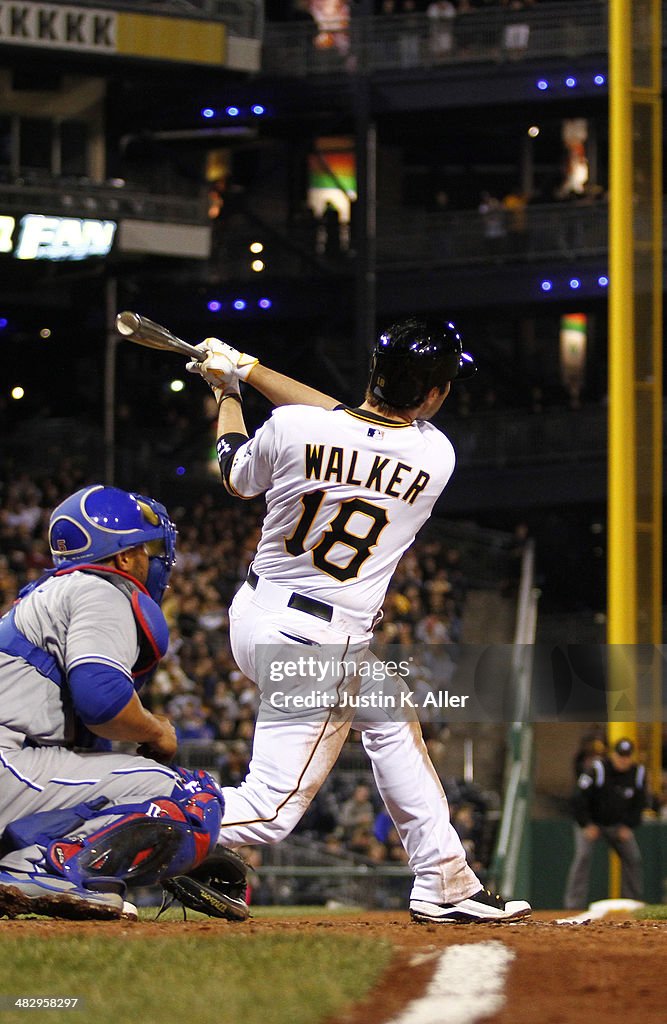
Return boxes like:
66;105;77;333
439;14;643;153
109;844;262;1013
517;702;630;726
218;577;480;905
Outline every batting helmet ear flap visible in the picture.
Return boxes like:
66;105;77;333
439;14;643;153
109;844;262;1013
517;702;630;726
457;350;477;380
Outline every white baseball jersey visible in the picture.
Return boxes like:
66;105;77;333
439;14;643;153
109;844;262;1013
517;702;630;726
227;405;455;631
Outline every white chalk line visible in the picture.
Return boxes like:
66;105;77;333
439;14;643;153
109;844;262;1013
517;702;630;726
392;940;515;1024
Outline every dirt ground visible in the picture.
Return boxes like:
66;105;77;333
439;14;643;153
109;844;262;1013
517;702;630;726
4;910;666;1023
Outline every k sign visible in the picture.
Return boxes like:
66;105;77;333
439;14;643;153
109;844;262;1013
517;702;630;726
0;2;229;67
0;3;115;52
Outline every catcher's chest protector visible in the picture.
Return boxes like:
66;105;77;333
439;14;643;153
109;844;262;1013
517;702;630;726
2;566;169;685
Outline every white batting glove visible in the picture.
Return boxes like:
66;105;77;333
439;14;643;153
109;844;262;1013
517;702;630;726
186;338;258;396
186;339;237;395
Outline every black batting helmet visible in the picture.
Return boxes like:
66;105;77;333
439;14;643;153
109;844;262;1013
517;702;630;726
368;317;476;409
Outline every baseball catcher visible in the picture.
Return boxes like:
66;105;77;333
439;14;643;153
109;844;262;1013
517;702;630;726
0;486;226;920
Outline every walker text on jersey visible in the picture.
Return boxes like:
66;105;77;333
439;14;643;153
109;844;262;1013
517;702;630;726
304;444;431;505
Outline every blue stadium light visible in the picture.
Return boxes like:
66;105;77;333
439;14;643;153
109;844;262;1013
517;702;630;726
258;298;272;309
598;275;609;287
207;300;222;312
541;280;553;292
569;278;581;289
176;466;186;476
226;106;240;117
251;104;265;116
594;74;606;86
565;77;577;88
201;108;215;119
233;299;246;310
0;317;7;329
536;79;549;91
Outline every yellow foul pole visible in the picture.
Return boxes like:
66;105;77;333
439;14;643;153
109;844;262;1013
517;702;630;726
608;0;662;897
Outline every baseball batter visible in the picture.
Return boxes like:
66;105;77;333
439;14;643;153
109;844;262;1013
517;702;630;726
189;317;532;923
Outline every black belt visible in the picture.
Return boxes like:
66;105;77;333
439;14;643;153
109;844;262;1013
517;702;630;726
246;567;333;623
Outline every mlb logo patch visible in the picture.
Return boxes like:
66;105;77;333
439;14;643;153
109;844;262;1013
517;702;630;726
367;427;384;439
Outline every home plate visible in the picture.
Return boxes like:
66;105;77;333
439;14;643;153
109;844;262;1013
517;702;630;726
555;898;644;925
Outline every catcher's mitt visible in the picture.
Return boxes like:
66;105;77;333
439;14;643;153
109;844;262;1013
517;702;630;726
161;847;250;921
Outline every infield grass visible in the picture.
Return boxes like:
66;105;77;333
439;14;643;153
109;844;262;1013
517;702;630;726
142;903;364;922
634;904;667;920
0;930;391;1024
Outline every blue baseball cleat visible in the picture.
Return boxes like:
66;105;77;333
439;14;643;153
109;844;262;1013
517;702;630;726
0;871;125;920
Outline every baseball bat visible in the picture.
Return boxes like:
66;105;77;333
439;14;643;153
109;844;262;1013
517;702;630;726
115;311;204;362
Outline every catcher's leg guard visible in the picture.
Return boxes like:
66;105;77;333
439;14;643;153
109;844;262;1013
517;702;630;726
45;788;223;890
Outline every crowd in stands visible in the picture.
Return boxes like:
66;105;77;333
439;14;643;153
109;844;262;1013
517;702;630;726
0;463;500;887
269;0;576;67
270;0;559;23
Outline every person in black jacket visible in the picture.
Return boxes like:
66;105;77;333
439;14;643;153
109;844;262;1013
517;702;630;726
564;737;646;909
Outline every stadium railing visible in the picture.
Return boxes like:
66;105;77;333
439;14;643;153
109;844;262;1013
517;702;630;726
206;200;665;275
262;0;608;77
487;537;539;899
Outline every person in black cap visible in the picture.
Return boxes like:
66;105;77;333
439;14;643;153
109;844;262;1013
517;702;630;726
564;736;647;909
572;730;607;779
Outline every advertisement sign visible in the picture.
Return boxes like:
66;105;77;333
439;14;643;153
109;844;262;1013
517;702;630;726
0;213;116;260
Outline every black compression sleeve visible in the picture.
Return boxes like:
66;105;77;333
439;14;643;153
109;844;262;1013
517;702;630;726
216;433;248;487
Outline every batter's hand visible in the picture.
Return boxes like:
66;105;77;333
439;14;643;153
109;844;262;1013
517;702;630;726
186;338;240;395
186;338;258;396
212;339;259;381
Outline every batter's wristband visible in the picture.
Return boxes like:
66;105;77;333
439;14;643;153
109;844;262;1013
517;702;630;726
216;391;243;407
216;432;249;490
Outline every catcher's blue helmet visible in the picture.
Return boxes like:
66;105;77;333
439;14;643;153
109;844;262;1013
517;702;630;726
369;317;476;409
49;485;177;604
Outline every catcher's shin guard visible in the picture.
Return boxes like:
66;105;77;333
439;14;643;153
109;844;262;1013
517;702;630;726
45;788;223;890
